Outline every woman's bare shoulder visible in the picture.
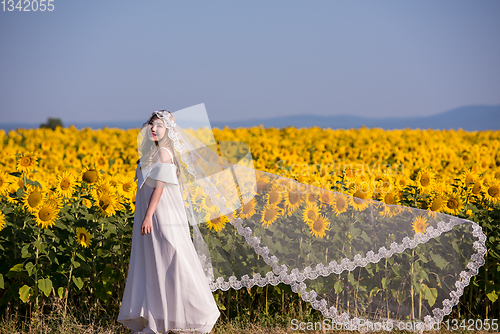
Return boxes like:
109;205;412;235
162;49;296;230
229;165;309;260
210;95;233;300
158;147;173;164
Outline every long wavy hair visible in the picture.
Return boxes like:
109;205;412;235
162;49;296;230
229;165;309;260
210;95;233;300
137;111;181;180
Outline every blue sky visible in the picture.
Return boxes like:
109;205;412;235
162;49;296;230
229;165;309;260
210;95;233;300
0;0;499;125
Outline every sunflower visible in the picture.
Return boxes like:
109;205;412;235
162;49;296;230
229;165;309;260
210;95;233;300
304;192;318;205
265;186;282;207
318;190;335;208
117;178;136;199
394;175;409;192
377;174;394;194
45;191;63;211
205;211;228;232
90;179;115;202
471;179;482;196
201;195;218;212
94;155;109;170
378;204;401;218
348;188;370;212
56;171;76;198
495;168;500;180
260;205;281;228
5;182;20;204
22;185;45;213
34;201;59;228
82;198;92;208
302;202;321;224
0;212;5;231
443;191;463;215
256;177;272;193
283;189;303;216
75;227;92;248
461;169;476;190
332;193;348;216
485;182;500;204
190;188;203;205
412;216;428;235
308;214;330;238
17;152;38;173
378;190;399;206
81;155;91;167
81;166;100;184
240;198;257;219
96;191;120;217
428;193;445;212
416;168;435;193
241;180;257;200
0;171;10;195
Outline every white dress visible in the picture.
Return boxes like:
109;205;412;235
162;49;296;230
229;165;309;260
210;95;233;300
118;147;220;334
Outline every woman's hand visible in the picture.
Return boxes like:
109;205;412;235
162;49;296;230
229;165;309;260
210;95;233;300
141;215;153;235
142;187;163;236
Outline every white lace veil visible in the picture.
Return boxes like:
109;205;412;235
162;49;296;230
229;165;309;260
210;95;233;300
137;104;487;331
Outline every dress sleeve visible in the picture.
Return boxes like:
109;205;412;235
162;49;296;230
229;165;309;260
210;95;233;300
140;163;178;189
139;147;178;189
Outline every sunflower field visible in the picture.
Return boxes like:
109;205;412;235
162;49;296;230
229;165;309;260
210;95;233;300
0;125;499;328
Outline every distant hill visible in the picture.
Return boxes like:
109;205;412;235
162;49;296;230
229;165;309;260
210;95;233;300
211;105;500;131
1;105;499;131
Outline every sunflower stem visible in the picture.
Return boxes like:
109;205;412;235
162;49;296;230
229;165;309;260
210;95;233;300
34;232;39;310
385;258;389;319
419;279;422;319
411;249;415;321
63;247;77;317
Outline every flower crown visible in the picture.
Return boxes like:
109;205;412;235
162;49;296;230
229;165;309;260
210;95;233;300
148;110;176;127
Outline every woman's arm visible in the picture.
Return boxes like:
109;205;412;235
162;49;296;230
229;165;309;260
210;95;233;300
141;187;163;235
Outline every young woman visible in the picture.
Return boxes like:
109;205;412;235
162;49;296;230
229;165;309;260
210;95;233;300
118;111;220;334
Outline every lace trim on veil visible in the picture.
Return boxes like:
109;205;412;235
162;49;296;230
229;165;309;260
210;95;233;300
165;119;487;328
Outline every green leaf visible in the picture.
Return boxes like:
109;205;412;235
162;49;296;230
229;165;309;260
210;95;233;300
94;282;112;301
364;263;373;275
16;188;24;198
47;250;59;265
6;263;24;278
360;231;371;243
71;259;81;269
213;293;226;310
391;264;401;276
370;287;380;297
382;277;390;289
485;281;500;303
38;278;52;297
486;290;499;303
0;274;4;289
34;239;43;252
430;252;448;270
421;284;438;307
26;179;42;188
57;287;65;299
21;244;31;258
19;285;32;303
347;272;355;285
334;280;344;294
72;276;84;290
25;262;35;276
